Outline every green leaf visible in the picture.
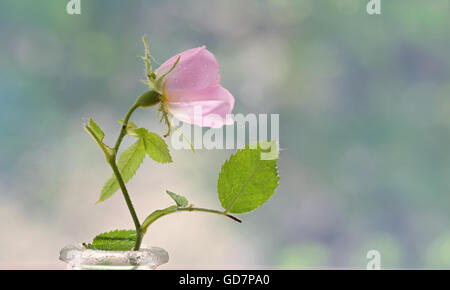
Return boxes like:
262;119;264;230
89;118;104;141
97;139;146;203
166;190;188;207
85;229;137;251
85;119;112;159
118;119;140;136
118;119;138;130
134;128;172;163
218;141;280;214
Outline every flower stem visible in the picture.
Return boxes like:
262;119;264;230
141;206;241;235
108;161;142;250
108;102;142;251
178;207;242;223
114;103;139;153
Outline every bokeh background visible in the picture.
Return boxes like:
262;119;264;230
1;0;450;269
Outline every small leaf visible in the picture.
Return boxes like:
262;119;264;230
85;229;136;251
118;119;138;130
98;139;146;203
134;128;172;163
118;120;139;136
218;141;280;214
85;119;112;159
89;118;104;141
166;190;188;207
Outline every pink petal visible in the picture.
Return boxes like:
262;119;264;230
156;46;220;92
165;85;235;128
155;47;204;75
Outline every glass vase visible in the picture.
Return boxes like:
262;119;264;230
59;244;169;270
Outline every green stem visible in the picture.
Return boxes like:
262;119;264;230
108;161;142;250
114;103;139;153
141;206;241;235
178;207;242;223
108;102;142;250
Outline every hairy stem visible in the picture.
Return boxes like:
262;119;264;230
141;206;241;235
108;102;142;250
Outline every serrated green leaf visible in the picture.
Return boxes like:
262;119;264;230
95;229;137;241
86;229;137;251
89;118;105;141
218;141;280;214
98;139;146;203
166;190;188;207
134;128;172;163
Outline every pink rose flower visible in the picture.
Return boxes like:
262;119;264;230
155;46;235;128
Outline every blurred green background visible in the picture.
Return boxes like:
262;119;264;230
1;0;450;269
